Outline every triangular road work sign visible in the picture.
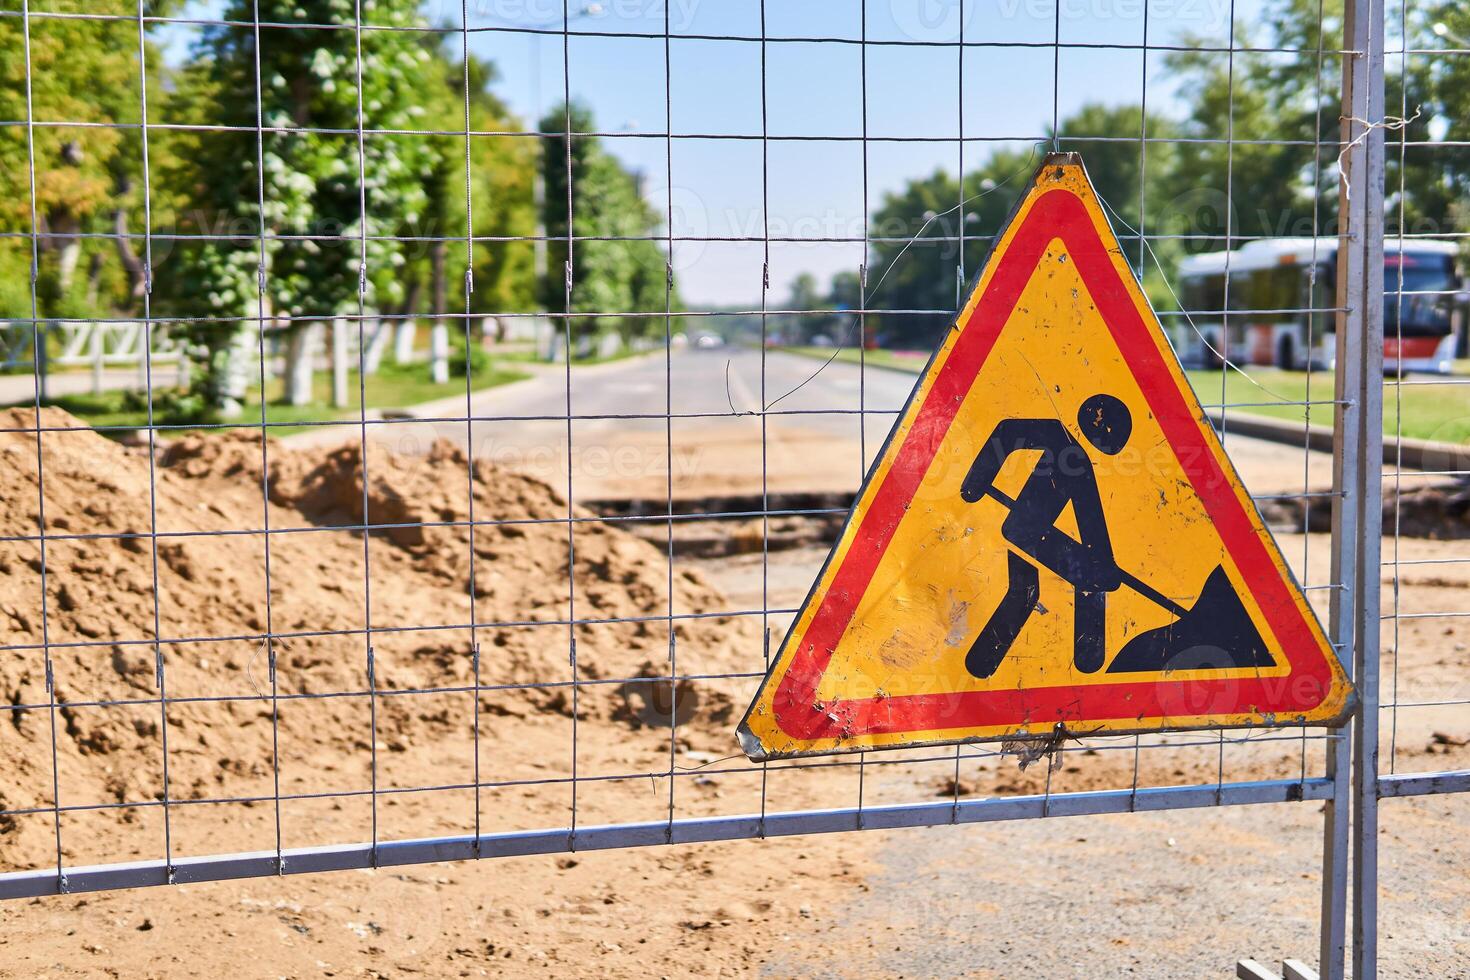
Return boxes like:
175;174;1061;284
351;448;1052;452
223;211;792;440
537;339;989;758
738;154;1354;760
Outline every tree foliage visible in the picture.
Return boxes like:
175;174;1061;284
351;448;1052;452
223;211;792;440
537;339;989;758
861;105;1173;348
0;0;180;320
162;0;444;407
539;102;677;348
5;0;1466;393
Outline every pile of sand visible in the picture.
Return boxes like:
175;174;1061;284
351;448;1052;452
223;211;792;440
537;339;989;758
0;408;758;865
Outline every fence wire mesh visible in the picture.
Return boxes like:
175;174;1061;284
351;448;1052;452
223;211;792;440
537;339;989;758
0;4;1444;969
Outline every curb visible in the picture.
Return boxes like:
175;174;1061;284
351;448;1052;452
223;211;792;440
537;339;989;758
1205;410;1470;474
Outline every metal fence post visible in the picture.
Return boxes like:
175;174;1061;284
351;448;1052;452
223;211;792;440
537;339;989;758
1327;0;1387;975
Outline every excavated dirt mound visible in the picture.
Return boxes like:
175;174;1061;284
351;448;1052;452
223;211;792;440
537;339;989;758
0;408;759;868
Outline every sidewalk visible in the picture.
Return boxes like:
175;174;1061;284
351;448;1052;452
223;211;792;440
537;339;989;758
0;367;158;407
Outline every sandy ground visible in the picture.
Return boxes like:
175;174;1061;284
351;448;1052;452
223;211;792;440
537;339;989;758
4;524;1467;977
3;355;1469;977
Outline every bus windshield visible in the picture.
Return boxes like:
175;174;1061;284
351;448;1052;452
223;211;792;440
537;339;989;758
1386;252;1457;337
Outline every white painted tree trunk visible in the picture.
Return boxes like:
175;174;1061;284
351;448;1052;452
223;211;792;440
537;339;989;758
284;322;321;406
216;324;254;418
332;318;349;408
57;239;82;294
393;319;416;364
430;322;449;384
361;317;389;374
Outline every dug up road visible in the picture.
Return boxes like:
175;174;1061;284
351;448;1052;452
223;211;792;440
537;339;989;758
0;350;1467;977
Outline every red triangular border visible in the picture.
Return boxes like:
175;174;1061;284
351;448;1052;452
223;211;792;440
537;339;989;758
766;186;1340;742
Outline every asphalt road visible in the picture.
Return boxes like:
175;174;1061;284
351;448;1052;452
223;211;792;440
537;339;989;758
290;347;924;500
287;345;1335;502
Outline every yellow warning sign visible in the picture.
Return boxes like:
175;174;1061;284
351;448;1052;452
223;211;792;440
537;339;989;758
738;154;1354;760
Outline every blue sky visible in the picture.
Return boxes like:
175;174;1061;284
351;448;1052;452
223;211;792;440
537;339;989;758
165;0;1265;306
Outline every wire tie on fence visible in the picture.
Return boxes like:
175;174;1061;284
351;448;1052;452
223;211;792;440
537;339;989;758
366;646;375;687
44;659;53;694
1337;107;1420;202
257;264;267;293
564;260;573;292
153;646;164;691
464;268;474;296
58;873;69;895
1001;722;1074;773
142;264;153;296
762;262;769;291
666;261;673;290
471;643;480;680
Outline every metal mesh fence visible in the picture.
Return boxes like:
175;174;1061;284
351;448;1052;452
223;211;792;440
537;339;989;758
0;0;1448;971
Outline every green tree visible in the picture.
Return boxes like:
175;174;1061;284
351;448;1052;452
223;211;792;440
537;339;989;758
781;272;835;345
865;106;1170;349
539;102;676;352
1160;0;1344;253
407;44;538;337
0;0;180;322
1053;104;1177;244
164;0;443;412
1400;2;1470;239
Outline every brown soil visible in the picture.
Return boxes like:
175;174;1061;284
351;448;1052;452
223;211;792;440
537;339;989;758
0;407;767;872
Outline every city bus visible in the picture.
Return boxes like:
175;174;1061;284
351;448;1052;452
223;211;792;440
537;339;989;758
1176;238;1465;374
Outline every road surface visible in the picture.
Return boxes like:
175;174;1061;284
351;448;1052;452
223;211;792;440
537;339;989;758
0;366;166;406
287;347;1334;502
